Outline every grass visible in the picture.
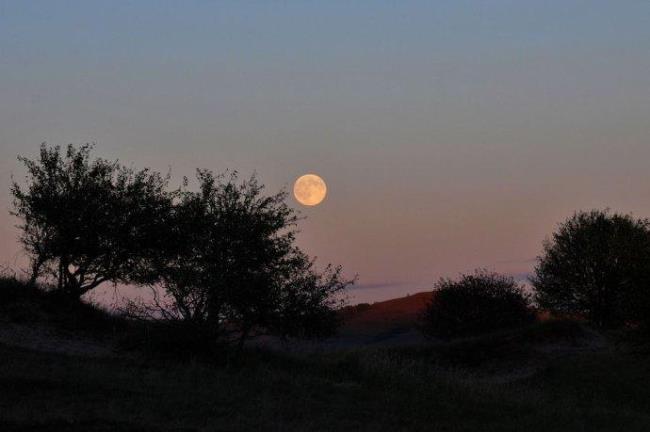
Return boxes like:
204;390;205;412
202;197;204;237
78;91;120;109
2;277;650;431
2;342;650;431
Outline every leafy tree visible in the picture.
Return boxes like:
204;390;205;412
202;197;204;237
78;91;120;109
11;144;172;298
532;209;650;328
421;270;533;339
159;170;352;347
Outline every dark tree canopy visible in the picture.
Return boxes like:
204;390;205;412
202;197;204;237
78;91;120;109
154;170;353;346
11;144;172;297
421;270;533;339
11;144;353;345
532;209;650;328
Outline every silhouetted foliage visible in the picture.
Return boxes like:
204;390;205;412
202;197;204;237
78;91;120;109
10;144;352;345
349;303;372;313
532;210;650;329
0;275;127;334
155;170;353;347
421;270;534;340
11;144;172;298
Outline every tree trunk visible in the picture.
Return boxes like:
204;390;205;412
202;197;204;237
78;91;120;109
28;256;44;286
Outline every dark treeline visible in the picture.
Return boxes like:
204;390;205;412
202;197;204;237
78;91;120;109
11;144;354;347
9;144;650;349
421;210;650;338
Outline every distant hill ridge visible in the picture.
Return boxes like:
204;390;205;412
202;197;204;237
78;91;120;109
340;291;433;336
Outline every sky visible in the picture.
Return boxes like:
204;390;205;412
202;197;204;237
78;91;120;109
1;1;650;304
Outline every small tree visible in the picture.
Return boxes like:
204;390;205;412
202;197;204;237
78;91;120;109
159;170;352;347
11;144;172;298
421;270;533;339
532;209;650;328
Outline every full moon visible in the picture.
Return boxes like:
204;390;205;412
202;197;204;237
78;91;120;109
293;174;327;206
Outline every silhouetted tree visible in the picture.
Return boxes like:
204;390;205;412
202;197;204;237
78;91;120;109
421;270;533;339
159;170;352;347
267;255;348;340
11;144;172;298
532;210;650;328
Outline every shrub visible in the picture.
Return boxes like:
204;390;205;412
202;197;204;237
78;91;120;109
421;270;534;339
532;209;650;329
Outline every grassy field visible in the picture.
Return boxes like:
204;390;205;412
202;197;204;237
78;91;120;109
2;278;650;431
3;332;650;431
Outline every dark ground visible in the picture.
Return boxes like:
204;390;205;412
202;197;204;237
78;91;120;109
2;277;650;432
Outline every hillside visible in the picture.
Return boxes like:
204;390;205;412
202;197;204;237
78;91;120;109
341;292;432;337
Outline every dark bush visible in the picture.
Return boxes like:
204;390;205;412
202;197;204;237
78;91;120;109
0;276;124;333
350;303;372;313
421;270;534;340
532;209;650;329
